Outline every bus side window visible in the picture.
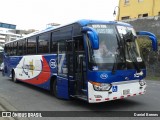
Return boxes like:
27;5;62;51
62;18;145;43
58;42;67;76
10;43;14;56
27;37;36;55
7;44;10;56
75;39;84;51
4;45;8;56
51;42;57;53
38;33;50;54
23;39;27;55
18;41;23;56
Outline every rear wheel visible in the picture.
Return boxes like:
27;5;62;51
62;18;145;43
52;79;58;98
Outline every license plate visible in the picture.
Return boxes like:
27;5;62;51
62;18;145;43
123;89;130;95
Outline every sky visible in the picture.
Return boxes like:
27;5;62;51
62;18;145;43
0;0;119;30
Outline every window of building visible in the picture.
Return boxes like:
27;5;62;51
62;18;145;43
158;12;160;16
143;13;148;17
138;13;148;18
121;16;130;20
38;33;50;54
124;0;129;4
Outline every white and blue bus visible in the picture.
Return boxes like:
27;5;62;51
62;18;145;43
3;20;157;103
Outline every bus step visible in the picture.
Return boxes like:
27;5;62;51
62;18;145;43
81;89;87;94
70;95;88;101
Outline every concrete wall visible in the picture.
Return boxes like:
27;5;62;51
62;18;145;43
122;16;160;37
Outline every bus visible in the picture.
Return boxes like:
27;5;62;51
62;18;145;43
3;20;157;103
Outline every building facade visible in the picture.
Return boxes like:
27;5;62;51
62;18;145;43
118;0;160;20
0;22;37;47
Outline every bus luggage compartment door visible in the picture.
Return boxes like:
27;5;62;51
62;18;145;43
57;76;69;99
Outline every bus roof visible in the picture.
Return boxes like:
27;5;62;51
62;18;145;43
77;19;132;27
5;19;132;44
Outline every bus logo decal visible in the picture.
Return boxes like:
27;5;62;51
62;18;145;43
100;73;108;79
49;59;57;69
22;59;35;77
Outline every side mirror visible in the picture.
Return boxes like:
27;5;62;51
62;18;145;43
136;31;158;51
82;27;99;50
123;31;136;42
87;31;99;49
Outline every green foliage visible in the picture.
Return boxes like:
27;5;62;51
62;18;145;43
137;37;160;79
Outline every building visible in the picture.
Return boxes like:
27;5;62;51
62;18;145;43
0;22;20;47
117;0;160;20
0;22;37;47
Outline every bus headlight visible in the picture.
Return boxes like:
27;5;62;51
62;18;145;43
139;80;146;86
90;81;111;91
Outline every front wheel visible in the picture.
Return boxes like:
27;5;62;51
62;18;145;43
12;71;17;83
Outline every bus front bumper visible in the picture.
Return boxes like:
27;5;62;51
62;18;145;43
88;80;146;103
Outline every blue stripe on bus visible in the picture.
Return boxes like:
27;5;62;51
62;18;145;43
87;69;146;83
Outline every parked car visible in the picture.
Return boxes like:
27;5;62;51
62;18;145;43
0;62;4;71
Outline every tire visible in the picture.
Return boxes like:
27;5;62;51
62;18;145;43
52;79;58;97
12;71;17;83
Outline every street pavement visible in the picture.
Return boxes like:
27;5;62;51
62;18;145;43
0;72;160;120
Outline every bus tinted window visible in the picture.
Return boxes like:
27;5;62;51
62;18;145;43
58;41;67;76
10;43;14;56
51;42;57;53
18;41;23;55
38;33;50;54
13;42;18;56
27;37;37;55
7;44;11;56
23;39;27;55
4;44;8;55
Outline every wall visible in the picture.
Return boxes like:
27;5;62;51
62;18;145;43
123;16;160;37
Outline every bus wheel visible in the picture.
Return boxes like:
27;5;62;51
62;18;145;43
52;79;58;98
12;71;17;83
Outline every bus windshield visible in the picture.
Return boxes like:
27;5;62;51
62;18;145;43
88;24;145;71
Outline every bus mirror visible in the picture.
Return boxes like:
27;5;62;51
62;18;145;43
82;27;99;50
136;31;158;51
87;31;99;49
123;31;136;42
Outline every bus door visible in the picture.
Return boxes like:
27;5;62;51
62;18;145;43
56;41;69;99
66;40;75;96
67;37;87;100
